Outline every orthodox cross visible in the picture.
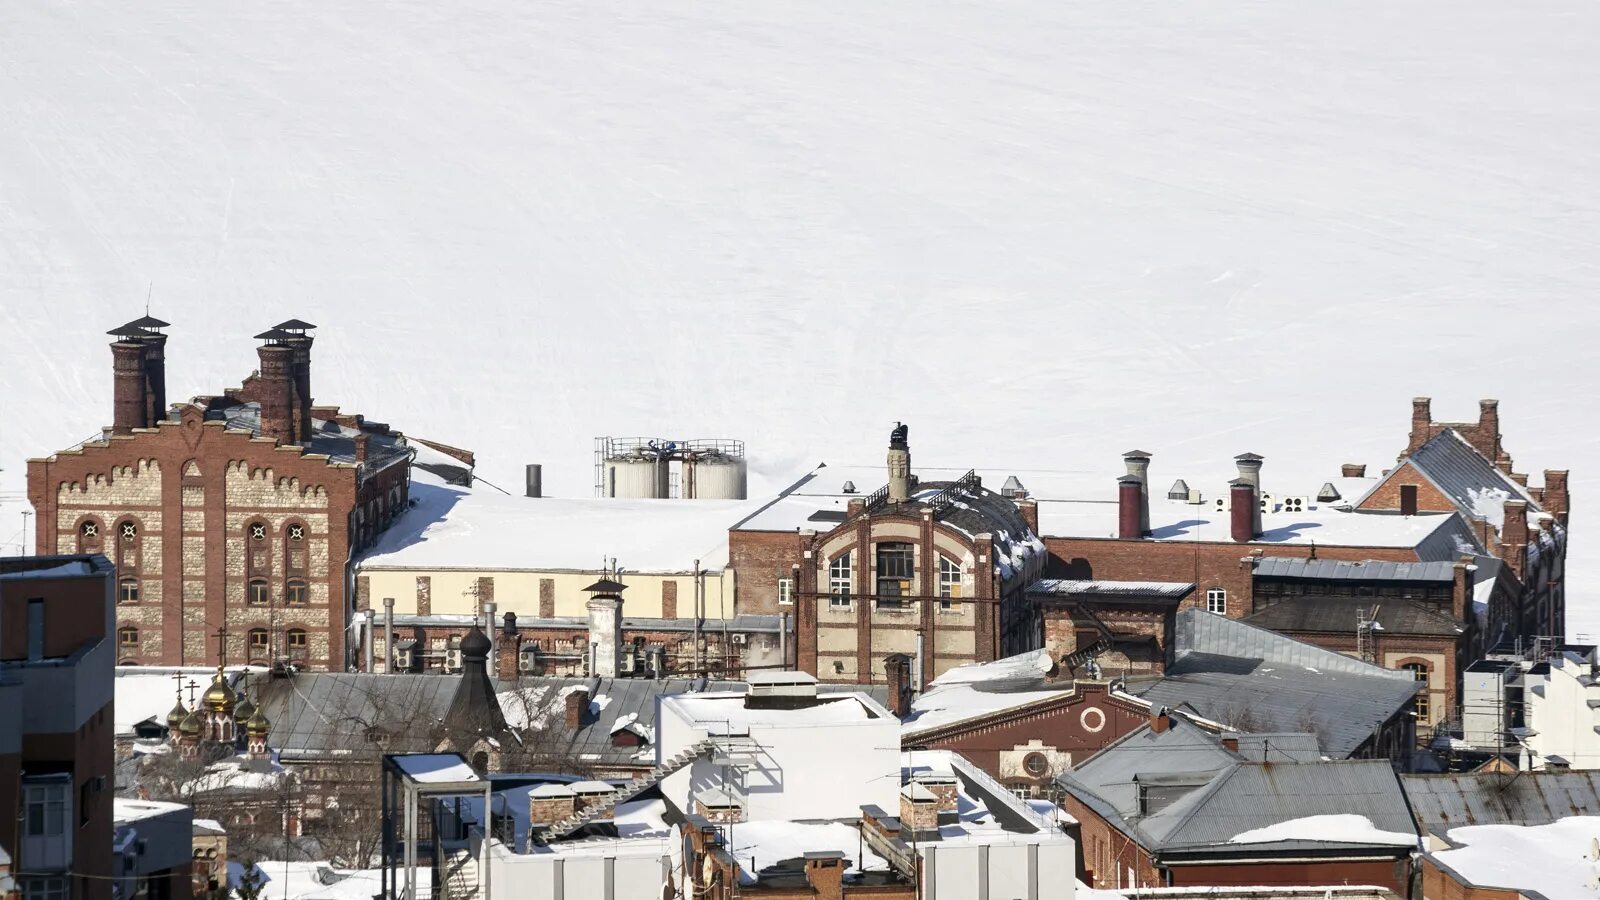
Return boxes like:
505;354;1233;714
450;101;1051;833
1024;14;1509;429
172;670;188;706
185;679;199;707
213;625;230;671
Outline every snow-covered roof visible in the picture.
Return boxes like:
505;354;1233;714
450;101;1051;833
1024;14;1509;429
1039;494;1465;549
113;798;190;825
361;474;755;571
664;691;879;729
114;667;256;737
392;753;481;784
1430;816;1600;897
1228;814;1417;847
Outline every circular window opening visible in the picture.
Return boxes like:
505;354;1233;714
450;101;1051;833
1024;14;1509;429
1023;752;1051;777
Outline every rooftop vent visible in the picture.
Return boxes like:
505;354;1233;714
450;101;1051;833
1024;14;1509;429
842;481;857;494
1167;479;1190;501
1317;482;1342;503
1001;475;1027;499
745;670;821;708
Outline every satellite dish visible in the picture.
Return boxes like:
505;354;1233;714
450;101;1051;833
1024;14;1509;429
701;853;717;884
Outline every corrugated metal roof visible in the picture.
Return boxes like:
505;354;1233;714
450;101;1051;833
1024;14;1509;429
1030;579;1195;599
1059;716;1417;852
1399;431;1540;516
1244;596;1462;637
1253;557;1457;582
1401;771;1600;832
1126;611;1418;758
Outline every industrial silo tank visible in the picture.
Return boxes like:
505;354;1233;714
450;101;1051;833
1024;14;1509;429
689;455;748;500
605;456;669;498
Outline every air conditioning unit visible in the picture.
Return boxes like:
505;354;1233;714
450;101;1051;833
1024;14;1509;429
619;653;637;674
518;650;542;675
1281;496;1307;513
731;633;748;646
1213;496;1228;513
393;647;414;672
1257;492;1274;512
443;648;463;673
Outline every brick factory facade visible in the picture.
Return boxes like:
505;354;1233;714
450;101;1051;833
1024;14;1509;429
26;318;466;671
729;425;1049;686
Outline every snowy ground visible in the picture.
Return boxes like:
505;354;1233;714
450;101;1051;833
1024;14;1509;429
2;1;1597;630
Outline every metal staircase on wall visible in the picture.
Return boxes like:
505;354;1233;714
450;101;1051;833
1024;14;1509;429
441;848;479;900
538;737;719;843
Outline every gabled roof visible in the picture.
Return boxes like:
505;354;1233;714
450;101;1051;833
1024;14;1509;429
1059;716;1418;854
1401;771;1600;833
1127;610;1418;758
1358;431;1539;523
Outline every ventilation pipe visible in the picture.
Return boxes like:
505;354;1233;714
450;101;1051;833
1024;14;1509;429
525;464;543;498
1234;453;1264;534
1123;450;1152;535
484;600;498;678
383;597;395;674
1230;480;1256;542
887;422;911;503
1118;476;1143;540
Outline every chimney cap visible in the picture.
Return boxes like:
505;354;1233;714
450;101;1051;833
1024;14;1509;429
1229;478;1253;488
274;318;318;332
1233;452;1264;463
253;328;296;342
108;318;166;338
1118;475;1143;485
1122;449;1152;459
584;578;628;594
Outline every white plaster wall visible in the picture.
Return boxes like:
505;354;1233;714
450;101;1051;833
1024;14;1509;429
1525;654;1600;767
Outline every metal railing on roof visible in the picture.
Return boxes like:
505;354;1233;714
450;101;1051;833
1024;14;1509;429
924;470;980;515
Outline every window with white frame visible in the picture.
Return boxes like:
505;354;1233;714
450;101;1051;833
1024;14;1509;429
828;552;853;608
777;578;794;606
1206;588;1226;615
938;555;963;611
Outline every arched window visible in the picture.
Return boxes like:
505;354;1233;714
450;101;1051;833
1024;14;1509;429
286;628;308;658
114;518;141;589
828;552;853;609
286;579;308;606
248;578;270;606
246;521;270;577
248;628;270;659
118;626;139;649
875;543;914;609
118;577;140;604
938;555;963;611
284;522;308;583
1402;662;1431;722
77;518;105;555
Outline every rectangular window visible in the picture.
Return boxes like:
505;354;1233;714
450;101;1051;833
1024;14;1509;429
287;631;308;650
777;578;794;606
118;579;140;604
22;877;66;900
875;543;914;609
248;581;269;605
1206;588;1226;616
118;628;139;648
938;556;963;612
828;552;853;609
27;599;45;660
249;631;270;653
286;581;308;605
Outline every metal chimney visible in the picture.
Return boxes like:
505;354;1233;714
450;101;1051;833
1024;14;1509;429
525;464;543;498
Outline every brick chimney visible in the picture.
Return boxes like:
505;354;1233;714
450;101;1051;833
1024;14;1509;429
882;653;912;717
139;329;168;425
1118;476;1143;540
1230;480;1256;543
1150;707;1171;734
1500;499;1530;579
255;331;296;445
1341;463;1366;478
1123;450;1152;535
1408;397;1433;455
1477;399;1502;462
1451;557;1474;622
109;337;149;434
276;319;316;443
1543;470;1570;527
564;687;589;730
803;852;846;900
353;433;370;464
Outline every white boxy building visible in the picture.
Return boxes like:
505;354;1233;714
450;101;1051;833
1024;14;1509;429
418;671;1074;900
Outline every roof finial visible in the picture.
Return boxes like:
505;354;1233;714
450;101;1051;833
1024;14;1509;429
145;281;152;317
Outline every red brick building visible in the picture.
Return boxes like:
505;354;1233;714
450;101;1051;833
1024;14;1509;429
728;425;1048;686
26;319;460;670
0;554;118;900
